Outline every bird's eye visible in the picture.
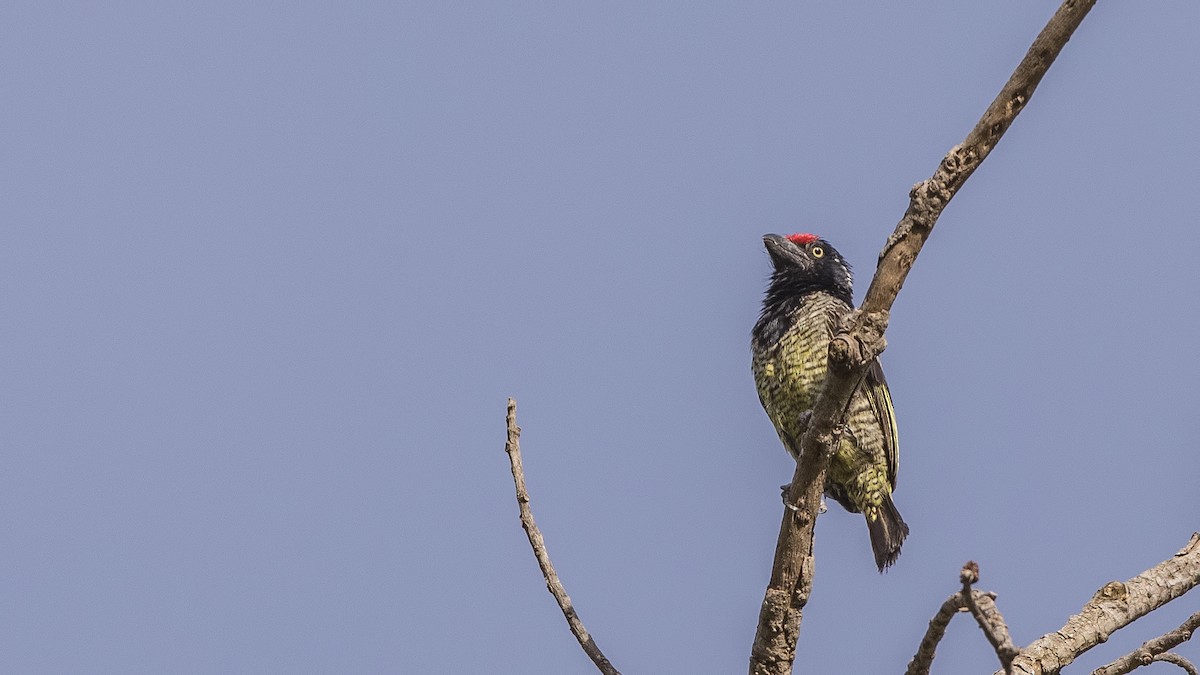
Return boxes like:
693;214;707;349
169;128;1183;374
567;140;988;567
811;246;825;258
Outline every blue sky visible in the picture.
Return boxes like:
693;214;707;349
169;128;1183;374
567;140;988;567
3;2;1198;673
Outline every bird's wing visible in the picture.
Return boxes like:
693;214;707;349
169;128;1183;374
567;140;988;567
864;359;899;489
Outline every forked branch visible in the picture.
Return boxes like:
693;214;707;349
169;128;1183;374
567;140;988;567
1000;533;1200;675
1093;610;1200;675
905;562;1018;675
748;2;1097;672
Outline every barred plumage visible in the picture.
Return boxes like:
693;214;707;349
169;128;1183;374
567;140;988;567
751;233;908;571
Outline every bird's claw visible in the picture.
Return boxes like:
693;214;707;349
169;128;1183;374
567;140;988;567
780;484;828;513
780;483;799;511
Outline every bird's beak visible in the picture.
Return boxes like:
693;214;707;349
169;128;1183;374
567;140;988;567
763;234;808;270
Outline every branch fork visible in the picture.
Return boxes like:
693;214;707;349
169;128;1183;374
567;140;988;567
750;2;1099;673
904;562;1018;675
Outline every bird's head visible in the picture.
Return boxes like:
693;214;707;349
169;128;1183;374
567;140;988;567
762;233;853;304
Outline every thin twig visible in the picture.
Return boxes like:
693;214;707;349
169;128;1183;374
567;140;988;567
747;2;1097;673
1092;610;1200;675
504;398;621;675
904;562;1018;675
1154;653;1199;675
1005;533;1200;675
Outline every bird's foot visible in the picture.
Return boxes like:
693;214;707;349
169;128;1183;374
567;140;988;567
833;420;854;442
779;484;829;513
779;483;799;511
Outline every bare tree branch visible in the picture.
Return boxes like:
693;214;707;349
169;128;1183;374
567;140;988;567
1153;653;1199;675
905;562;1018;675
1003;533;1200;675
905;591;969;675
960;562;1020;673
504;398;621;675
1092;610;1200;675
748;2;1097;672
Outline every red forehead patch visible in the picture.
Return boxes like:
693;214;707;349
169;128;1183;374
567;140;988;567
786;233;818;245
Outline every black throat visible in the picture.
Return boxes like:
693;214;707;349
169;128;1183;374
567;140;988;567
752;272;853;351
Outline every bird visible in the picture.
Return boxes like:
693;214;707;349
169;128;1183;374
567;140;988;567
750;232;908;571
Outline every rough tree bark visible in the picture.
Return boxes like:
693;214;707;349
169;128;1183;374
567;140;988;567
900;537;1200;675
1093;610;1200;675
1004;533;1200;675
904;561;1019;675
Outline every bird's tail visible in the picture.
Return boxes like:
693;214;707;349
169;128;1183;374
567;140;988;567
867;494;909;573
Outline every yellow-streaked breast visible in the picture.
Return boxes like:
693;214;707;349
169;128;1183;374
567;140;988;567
751;233;907;570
